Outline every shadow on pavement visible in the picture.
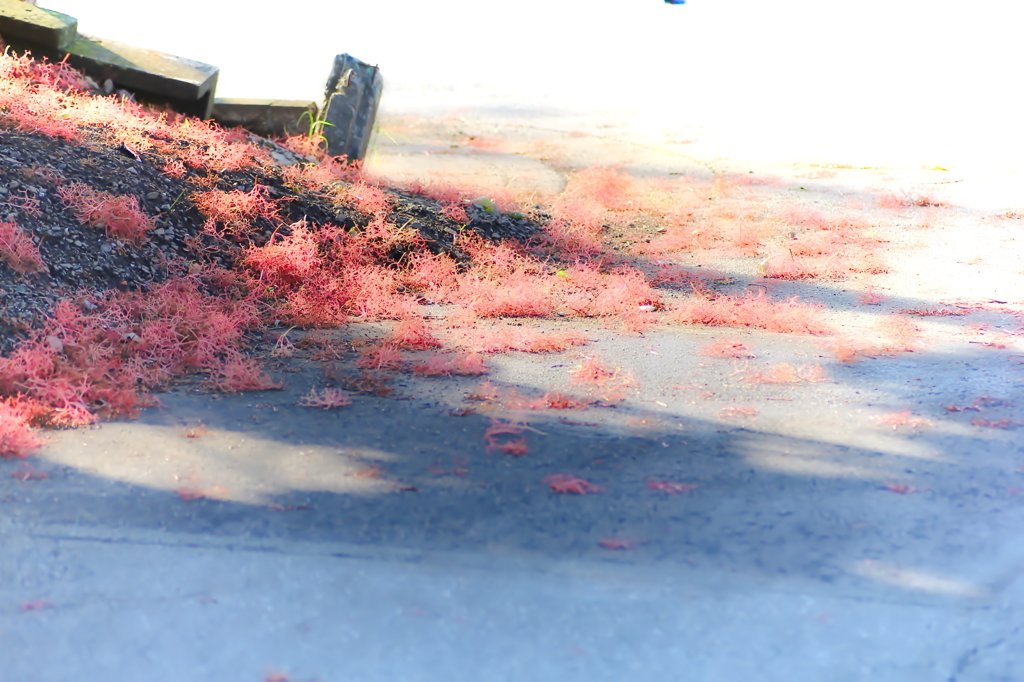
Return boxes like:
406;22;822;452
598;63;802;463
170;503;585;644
6;344;1022;604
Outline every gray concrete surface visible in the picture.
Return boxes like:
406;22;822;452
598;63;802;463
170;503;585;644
3;299;1024;681
4;26;1024;677
3;521;1022;682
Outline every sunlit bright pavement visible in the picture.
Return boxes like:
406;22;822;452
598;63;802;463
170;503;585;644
54;0;1023;173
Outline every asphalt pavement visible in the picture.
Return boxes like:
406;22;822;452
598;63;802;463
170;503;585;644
3;107;1024;681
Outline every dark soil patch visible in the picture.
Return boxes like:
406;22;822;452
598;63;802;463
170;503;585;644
0;129;542;352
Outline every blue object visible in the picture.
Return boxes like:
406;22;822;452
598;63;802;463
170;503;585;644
665;0;685;3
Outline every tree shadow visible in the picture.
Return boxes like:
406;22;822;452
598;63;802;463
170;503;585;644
8;334;1023;603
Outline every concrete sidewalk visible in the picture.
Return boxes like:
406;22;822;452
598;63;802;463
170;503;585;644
3;109;1024;681
3;519;1021;681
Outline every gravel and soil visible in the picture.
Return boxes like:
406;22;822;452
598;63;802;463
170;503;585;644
0;127;540;351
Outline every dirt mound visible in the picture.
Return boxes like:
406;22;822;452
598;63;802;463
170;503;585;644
0;127;540;348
